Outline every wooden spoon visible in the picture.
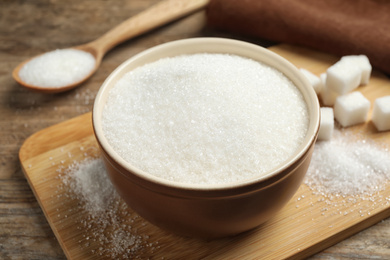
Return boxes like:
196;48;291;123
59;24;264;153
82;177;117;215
12;0;209;93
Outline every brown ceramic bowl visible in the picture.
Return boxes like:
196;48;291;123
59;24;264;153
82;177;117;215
92;38;320;239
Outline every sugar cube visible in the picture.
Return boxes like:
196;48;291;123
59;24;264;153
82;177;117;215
318;107;334;141
334;92;370;127
341;55;372;85
320;73;339;106
326;59;362;95
372;95;390;131
299;68;322;94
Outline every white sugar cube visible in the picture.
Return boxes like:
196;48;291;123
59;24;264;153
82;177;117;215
320;73;339;106
334;92;370;127
300;68;322;94
341;55;372;85
326;59;362;95
318;107;334;141
372;95;390;131
320;73;326;85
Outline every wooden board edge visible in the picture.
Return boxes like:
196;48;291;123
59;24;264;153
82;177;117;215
18;113;94;258
19;112;93;162
292;206;390;259
19;163;72;260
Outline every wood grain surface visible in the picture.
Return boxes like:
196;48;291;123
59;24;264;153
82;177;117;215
1;0;390;259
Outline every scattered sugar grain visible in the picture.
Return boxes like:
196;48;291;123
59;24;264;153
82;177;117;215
19;49;95;88
74;88;96;106
62;158;115;213
61;158;156;258
305;129;390;198
102;53;309;185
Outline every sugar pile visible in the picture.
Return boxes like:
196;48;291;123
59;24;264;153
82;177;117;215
61;158;158;258
102;53;309;185
305;129;390;198
19;49;95;88
62;159;116;214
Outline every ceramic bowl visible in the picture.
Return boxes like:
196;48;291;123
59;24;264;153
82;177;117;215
92;38;320;239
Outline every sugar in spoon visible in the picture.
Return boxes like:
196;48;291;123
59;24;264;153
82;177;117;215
12;0;209;93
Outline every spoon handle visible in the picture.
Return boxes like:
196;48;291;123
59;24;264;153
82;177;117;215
89;0;209;56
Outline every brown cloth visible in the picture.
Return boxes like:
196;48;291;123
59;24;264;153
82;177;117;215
206;0;390;75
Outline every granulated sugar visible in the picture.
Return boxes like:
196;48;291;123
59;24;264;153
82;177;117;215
19;49;95;88
60;158;158;258
62;159;116;214
305;129;390;198
102;53;309;185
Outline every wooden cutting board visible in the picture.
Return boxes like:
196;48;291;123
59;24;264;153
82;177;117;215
19;44;390;259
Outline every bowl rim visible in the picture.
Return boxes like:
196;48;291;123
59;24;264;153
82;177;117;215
92;37;320;192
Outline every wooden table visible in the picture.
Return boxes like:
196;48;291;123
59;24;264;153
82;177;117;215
1;0;389;259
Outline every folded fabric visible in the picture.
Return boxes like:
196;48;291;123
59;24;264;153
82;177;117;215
206;0;390;75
